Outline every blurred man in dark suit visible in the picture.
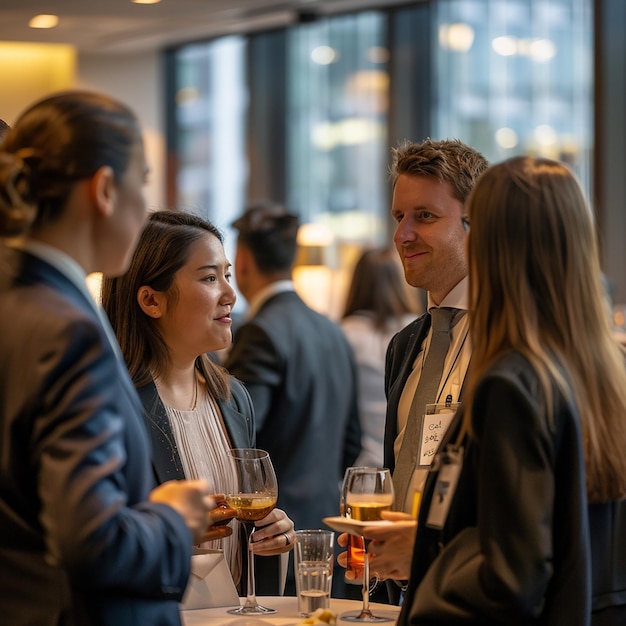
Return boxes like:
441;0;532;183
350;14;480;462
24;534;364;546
225;203;361;597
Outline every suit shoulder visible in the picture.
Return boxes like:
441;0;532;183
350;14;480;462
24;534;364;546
473;351;573;432
389;313;426;348
478;352;538;393
229;376;252;407
248;291;343;335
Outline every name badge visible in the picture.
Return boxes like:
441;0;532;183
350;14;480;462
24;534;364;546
417;401;459;468
425;445;464;530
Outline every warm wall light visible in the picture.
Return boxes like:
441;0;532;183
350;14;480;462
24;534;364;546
297;223;334;248
132;0;161;4
0;43;76;123
294;224;336;317
295;223;335;267
29;14;59;29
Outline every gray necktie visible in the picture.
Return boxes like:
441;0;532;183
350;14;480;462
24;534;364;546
392;307;455;511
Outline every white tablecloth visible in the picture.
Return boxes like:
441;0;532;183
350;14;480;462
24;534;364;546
181;596;401;625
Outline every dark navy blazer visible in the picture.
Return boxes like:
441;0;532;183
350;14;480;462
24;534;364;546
0;245;192;626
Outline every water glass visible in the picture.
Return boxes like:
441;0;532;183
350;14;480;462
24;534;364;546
294;529;334;616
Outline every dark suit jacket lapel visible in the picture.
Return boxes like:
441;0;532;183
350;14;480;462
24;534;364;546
136;382;185;482
384;314;431;471
137;380;254;484
388;319;430;408
217;396;252;450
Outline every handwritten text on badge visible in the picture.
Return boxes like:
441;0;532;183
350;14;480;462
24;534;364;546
418;403;458;467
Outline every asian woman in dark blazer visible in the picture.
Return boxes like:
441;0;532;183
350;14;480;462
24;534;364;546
102;210;294;597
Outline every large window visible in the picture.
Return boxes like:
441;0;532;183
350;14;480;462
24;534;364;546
432;0;592;188
170;36;247;241
286;11;389;246
167;0;593;316
169;0;592;226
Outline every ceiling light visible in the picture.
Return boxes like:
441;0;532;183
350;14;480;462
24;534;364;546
29;14;59;29
132;0;162;4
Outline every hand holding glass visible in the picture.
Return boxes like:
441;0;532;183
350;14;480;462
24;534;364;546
225;448;278;615
343;467;394;623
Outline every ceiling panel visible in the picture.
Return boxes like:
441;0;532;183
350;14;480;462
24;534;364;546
0;0;403;53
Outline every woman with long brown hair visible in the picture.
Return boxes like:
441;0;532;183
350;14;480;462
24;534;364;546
399;156;626;625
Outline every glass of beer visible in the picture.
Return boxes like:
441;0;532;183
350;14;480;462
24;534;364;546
342;467;394;622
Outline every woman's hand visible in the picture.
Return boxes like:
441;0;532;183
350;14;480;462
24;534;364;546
364;511;417;581
250;508;295;555
199;524;233;543
149;479;215;545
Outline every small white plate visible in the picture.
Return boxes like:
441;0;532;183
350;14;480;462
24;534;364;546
322;516;393;536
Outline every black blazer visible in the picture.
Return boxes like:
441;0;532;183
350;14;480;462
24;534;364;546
0;245;191;626
398;351;591;626
137;379;255;483
588;492;626;624
136;378;283;595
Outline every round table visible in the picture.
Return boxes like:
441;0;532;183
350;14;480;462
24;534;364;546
181;596;401;625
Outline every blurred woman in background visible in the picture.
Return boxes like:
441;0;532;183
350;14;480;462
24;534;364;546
341;246;418;467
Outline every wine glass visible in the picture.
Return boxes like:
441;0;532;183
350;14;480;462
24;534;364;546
340;467;368;585
342;467;394;623
225;448;278;615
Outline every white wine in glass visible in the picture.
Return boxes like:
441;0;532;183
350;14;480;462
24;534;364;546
343;467;394;623
225;448;278;615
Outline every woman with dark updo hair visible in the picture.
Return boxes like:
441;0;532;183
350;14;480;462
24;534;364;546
0;91;215;626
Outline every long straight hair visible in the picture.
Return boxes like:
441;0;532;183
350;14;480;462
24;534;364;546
102;210;230;400
465;156;626;503
342;247;415;330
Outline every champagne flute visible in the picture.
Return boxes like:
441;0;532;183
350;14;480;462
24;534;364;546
225;448;278;615
342;467;394;623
